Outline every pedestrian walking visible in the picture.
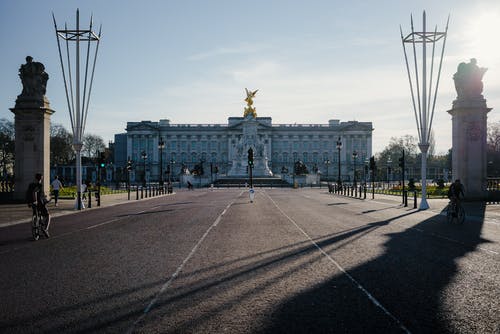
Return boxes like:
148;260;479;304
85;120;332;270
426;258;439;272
51;175;63;207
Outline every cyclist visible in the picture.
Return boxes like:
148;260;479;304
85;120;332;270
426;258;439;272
447;179;465;216
27;173;51;238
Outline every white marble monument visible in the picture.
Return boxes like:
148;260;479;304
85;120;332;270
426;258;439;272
228;89;273;177
447;59;491;200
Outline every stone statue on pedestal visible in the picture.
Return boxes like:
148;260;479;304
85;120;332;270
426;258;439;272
10;56;55;201
453;58;487;100
448;58;492;200
18;56;49;99
15;56;50;109
227;89;272;176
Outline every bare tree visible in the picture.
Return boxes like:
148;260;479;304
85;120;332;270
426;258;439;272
488;122;500;152
83;134;105;159
0;118;15;178
376;135;419;164
51;123;74;165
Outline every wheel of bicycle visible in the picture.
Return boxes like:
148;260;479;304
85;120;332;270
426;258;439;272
457;206;466;224
41;216;50;238
32;215;40;241
446;206;453;224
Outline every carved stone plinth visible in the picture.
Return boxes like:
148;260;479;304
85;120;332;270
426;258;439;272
447;98;491;200
10;99;55;201
228;116;273;177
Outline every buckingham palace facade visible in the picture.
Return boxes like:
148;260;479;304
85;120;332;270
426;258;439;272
118;116;373;183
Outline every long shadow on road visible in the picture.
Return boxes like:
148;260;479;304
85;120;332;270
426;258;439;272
1;202;494;333
259;203;491;333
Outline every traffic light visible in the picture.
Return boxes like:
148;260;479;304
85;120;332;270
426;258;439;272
126;159;132;171
99;151;106;168
248;148;254;167
369;156;376;170
214;165;219;174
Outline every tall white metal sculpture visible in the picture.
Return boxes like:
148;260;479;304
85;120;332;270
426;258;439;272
53;10;102;210
400;11;449;210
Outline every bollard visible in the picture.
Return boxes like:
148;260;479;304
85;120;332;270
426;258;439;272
414;191;417;209
404;190;408;207
141;187;144;199
128;187;130;200
364;186;367;199
88;190;92;208
136;186;139;200
96;191;101;207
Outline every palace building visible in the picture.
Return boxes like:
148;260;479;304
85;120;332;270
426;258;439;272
117;116;373;184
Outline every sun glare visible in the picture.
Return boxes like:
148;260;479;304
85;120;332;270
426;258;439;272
461;11;500;65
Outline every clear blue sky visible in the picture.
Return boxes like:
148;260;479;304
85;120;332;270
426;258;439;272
1;0;499;154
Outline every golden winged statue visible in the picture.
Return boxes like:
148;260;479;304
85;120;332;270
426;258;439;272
243;88;258;118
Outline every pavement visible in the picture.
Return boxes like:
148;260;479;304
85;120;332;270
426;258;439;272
0;190;173;228
1;189;500;228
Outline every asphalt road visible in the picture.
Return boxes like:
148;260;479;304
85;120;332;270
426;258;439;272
0;189;498;333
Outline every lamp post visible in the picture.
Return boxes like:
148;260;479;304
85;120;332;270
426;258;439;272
141;150;147;187
168;159;175;193
400;12;449;209
387;158;392;190
324;159;330;183
364;159;369;186
53;10;102;210
158;137;165;186
336;137;342;187
352;151;358;187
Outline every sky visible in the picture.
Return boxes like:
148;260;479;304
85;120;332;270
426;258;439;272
1;0;499;155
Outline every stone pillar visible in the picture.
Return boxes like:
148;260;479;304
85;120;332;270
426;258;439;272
447;98;491;200
10;57;55;201
10;101;55;201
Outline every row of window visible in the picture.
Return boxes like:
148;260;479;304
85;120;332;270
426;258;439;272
131;138;367;152
129;150;368;165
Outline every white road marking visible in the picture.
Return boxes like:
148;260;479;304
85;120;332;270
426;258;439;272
126;191;243;333
411;227;499;255
265;191;412;334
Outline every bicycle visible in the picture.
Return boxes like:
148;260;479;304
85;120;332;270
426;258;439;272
446;199;465;224
31;199;51;240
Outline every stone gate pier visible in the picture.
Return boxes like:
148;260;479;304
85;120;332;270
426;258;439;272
448;58;492;200
10;56;55;201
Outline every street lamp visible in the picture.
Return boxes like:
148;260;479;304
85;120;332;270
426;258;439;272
352;151;358;187
168;159;175;193
141;150;147;187
158;137;165;186
336;137;342;187
324;159;330;183
387;158;392;190
364;159;369;186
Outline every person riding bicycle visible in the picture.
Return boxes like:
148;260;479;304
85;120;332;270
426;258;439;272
447;179;465;215
27;173;50;237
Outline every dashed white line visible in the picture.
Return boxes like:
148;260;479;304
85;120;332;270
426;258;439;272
265;192;411;334
126;191;243;333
